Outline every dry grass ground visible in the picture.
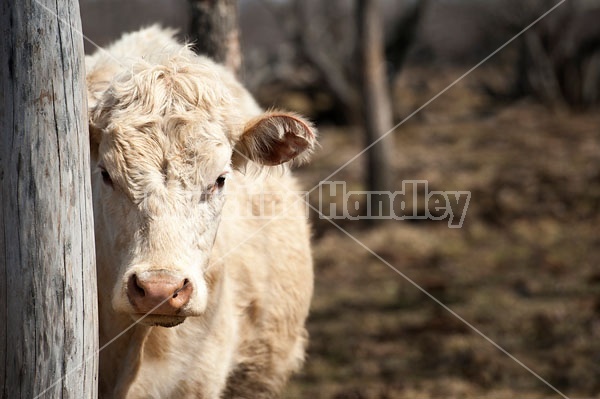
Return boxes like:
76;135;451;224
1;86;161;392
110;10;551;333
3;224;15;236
283;65;600;399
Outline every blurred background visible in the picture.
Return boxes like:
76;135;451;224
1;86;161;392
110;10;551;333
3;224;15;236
81;0;600;397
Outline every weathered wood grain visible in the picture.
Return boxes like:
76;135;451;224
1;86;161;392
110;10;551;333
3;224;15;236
0;1;98;397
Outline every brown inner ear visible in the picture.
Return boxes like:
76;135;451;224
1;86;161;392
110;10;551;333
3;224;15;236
233;113;316;169
261;130;311;166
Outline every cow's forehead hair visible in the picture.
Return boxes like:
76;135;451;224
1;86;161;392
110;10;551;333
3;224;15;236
105;120;231;188
98;58;237;197
108;54;236;118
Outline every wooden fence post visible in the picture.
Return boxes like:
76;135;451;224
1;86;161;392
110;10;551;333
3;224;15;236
0;0;98;397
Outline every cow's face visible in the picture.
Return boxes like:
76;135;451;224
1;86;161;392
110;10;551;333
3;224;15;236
89;61;315;327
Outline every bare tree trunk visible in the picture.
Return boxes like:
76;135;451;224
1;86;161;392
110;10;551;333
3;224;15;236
523;31;565;107
357;0;394;220
385;0;429;82
188;0;241;77
292;0;360;123
0;1;98;397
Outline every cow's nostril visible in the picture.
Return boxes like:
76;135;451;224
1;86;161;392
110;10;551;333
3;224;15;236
172;279;190;298
129;274;146;298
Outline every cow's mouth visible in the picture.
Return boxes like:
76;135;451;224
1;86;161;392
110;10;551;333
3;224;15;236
130;314;187;328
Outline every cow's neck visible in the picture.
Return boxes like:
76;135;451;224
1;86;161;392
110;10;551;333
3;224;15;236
98;296;150;397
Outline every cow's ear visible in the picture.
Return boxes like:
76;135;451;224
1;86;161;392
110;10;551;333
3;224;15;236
87;86;110;161
232;111;317;168
88;124;103;161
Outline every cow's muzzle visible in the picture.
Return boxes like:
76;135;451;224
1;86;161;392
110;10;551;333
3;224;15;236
127;270;193;316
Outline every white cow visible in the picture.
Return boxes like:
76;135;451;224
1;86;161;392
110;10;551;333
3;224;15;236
86;26;316;398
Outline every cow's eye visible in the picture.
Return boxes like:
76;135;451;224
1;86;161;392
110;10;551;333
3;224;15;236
215;174;226;189
99;166;113;188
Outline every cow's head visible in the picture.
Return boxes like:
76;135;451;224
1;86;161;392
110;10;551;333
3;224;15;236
88;58;316;327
